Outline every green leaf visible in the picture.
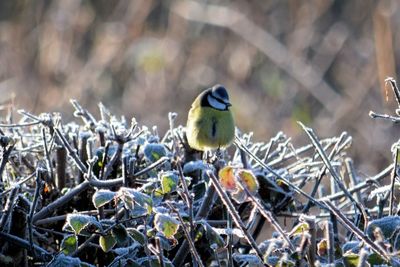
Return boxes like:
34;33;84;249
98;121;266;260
161;171;179;194
289;222;309;237
343;252;359;267
118;187;152;211
60;234;77;255
366;215;400;238
47;254;94;267
66;214;100;235
92;189;116;209
201;221;225;248
127;228;146;245
143;143;166;162
367;253;386;265
154;213;179;238
99;233;117;252
112;224;130;246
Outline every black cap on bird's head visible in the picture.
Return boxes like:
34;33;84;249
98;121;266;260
200;84;232;110
211;85;231;106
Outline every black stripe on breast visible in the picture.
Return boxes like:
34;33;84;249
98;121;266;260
211;117;217;138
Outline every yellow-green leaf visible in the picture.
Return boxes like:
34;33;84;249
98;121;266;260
154;213;179;238
161;172;179;194
237;169;259;193
60;235;77;255
92;189;116;209
99;233;116;252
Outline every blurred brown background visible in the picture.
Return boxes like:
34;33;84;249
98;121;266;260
0;0;399;174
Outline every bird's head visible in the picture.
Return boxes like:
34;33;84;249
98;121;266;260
204;84;231;110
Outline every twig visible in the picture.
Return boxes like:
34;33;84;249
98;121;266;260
0;172;35;197
55;145;66;190
0;185;19;231
301;132;348;215
234;137;326;210
325;220;334;264
0;144;14;182
385;77;400;109
206;170;264;263
54;127;88;174
32;181;90;223
27;168;45;254
41;128;54;184
321;200;390;262
298;122;369;229
369;111;400;123
177;163;194;240
321;164;393;201
70;99;97;130
0;232;51;260
85;156;170;188
155;237;165;267
238;180;295;252
345;158;363;204
167;202;205;267
34;209;116;226
173;176;217;266
389;145;399;216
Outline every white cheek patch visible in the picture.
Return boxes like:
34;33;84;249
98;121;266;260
208;95;226;110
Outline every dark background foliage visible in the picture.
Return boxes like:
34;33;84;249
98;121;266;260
0;0;399;173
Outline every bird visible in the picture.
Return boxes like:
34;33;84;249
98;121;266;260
186;84;235;152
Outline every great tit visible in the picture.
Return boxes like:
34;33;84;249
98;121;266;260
186;85;235;151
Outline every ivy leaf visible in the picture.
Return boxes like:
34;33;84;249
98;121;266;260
161;171;179;194
99;233;117;252
218;166;237;191
154;213;180;239
60;234;77;255
92;189;116;209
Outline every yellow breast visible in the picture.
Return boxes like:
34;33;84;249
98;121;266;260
186;106;235;151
